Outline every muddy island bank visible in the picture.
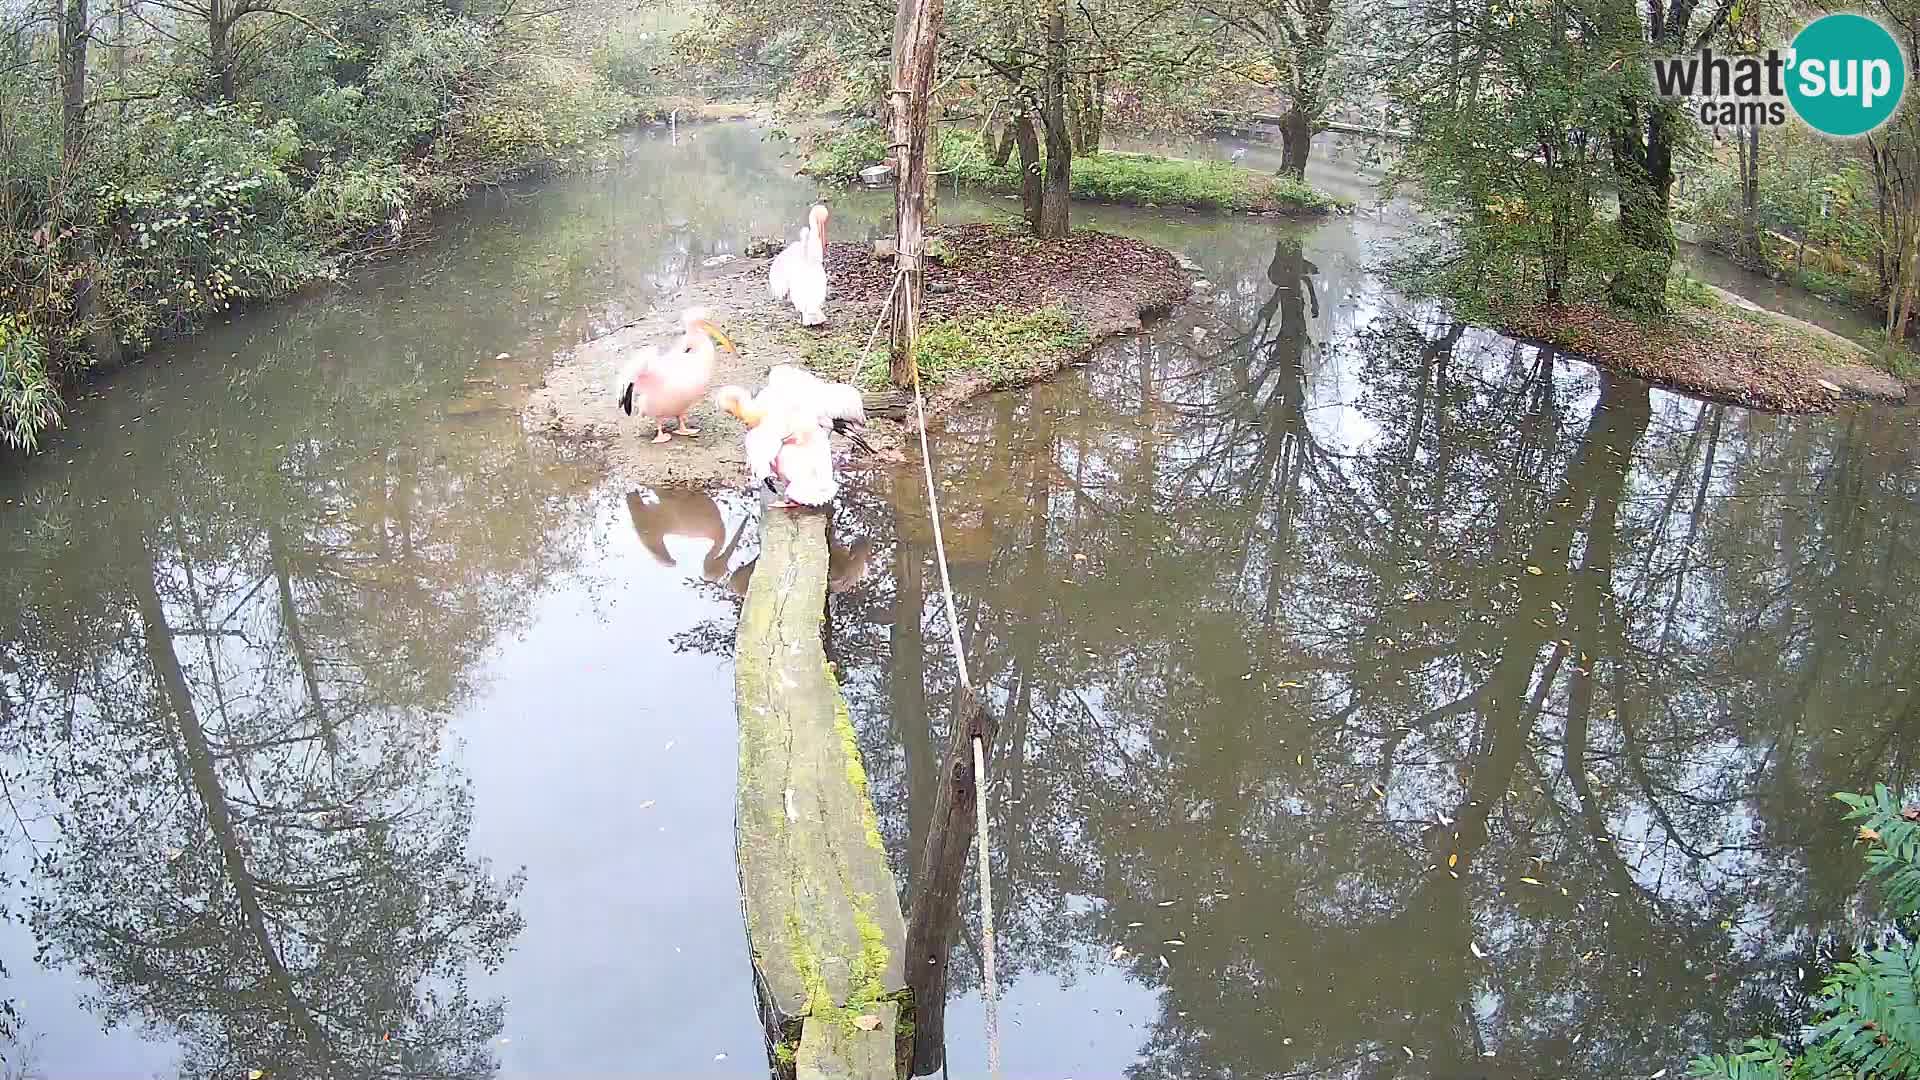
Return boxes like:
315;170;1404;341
1496;282;1918;414
525;220;1192;487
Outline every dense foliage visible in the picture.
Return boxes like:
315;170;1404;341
1691;785;1920;1080
0;0;656;451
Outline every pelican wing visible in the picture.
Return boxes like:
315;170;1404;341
767;365;865;425
613;345;659;395
768;237;804;301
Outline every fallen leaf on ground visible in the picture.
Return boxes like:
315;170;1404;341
853;1015;882;1031
1858;826;1881;843
1903;806;1920;822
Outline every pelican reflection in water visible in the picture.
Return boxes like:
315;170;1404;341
624;487;748;584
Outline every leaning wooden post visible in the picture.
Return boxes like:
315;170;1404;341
901;683;998;1075
886;0;945;387
735;509;909;1080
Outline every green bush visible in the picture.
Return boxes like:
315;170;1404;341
1;7;659;453
0;315;59;452
1690;784;1920;1080
593;29;670;98
300;158;418;248
1681;130;1880;272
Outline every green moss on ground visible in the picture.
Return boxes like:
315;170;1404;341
805;128;1343;215
802;306;1090;392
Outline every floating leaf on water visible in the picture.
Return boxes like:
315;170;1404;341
1371;783;1386;798
1127;921;1143;928
852;1015;882;1031
1526;566;1543;576
1520;876;1543;885
1403;1046;1415;1059
1470;942;1486;959
1438;812;1455;826
495;352;511;360
249;1072;265;1080
1482;1051;1497;1058
1164;939;1185;946
1158;899;1176;907
1158;955;1169;969
1448;853;1459;868
1651;1071;1668;1079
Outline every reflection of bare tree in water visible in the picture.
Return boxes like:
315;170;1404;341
0;287;604;1077
816;272;1920;1078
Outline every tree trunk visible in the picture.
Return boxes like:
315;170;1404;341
990;117;1015;166
1068;73;1103;156
1035;0;1072;238
886;0;945;386
1609;102;1677;313
1737;124;1761;263
1279;102;1312;181
58;0;87;156
207;0;234;100
1013;103;1042;232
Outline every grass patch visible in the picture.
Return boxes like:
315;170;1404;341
804;128;1342;215
803;307;1091;390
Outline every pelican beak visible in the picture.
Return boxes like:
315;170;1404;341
694;320;736;354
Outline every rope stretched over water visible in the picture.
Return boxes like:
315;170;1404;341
885;263;997;1076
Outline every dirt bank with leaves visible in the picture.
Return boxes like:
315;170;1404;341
525;221;1191;488
1500;285;1917;413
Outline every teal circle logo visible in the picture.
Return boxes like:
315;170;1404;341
1787;13;1907;136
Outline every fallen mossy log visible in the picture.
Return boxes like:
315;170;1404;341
735;507;909;1079
859;390;912;421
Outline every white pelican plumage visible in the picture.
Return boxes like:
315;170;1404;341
769;204;829;327
764;363;872;453
715;367;868;507
613;308;735;443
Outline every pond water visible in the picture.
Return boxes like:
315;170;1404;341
1;121;1917;1079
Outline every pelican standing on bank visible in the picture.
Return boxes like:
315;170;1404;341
613;307;735;443
769;204;829;327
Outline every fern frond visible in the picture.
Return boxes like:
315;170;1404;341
1806;946;1920;1080
1835;785;1920;918
1688;1038;1793;1080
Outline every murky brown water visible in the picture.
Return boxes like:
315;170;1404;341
1;121;1916;1079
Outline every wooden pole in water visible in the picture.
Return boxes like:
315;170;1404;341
887;0;944;387
901;683;997;1075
